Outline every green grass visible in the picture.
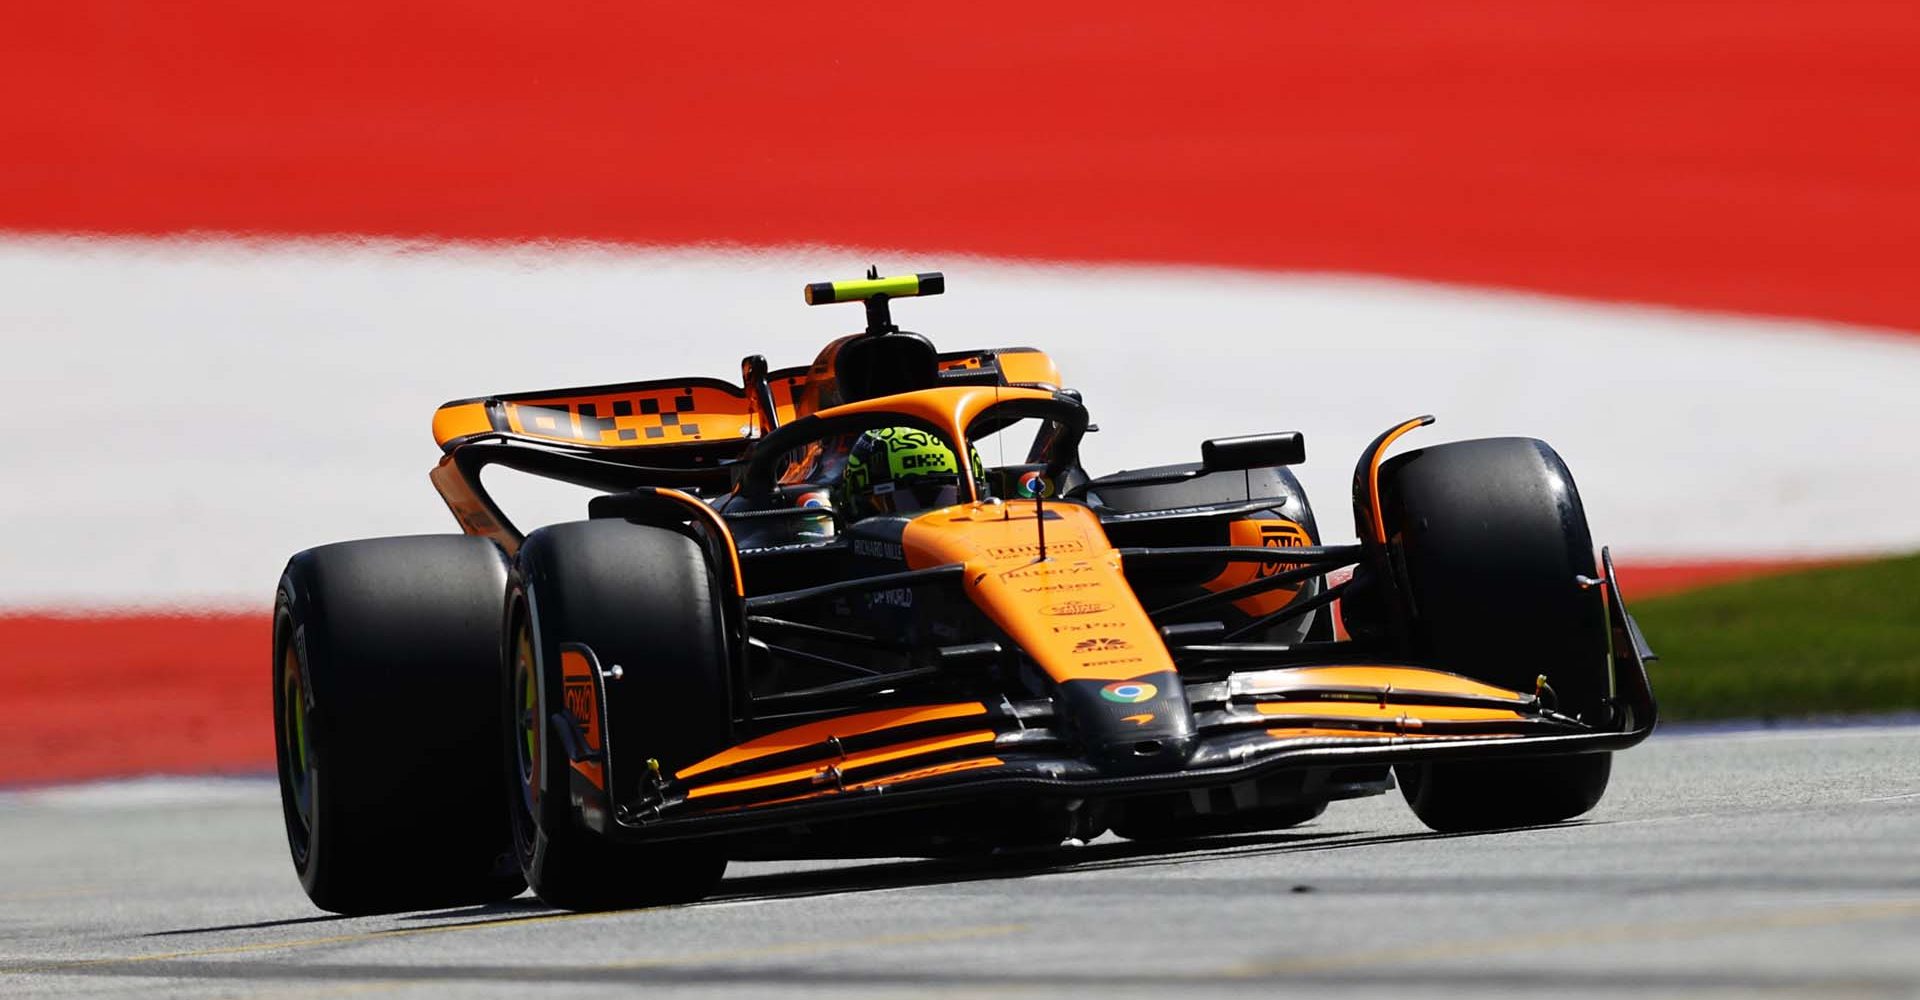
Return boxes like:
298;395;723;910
1631;553;1920;720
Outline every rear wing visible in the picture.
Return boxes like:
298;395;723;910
433;376;783;456
430;347;1063;456
427;347;1064;554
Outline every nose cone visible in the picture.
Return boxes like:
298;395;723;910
1058;671;1199;775
1090;733;1201;775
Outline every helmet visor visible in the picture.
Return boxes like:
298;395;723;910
870;475;964;515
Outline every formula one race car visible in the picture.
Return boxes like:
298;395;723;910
272;271;1657;914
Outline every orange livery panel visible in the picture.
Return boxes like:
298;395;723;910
686;730;998;800
902;501;1177;684
502;385;754;448
1203;518;1314;617
676;702;990;781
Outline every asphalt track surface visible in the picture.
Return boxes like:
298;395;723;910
3;724;1917;999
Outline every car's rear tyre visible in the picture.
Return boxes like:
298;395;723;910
1377;437;1615;831
1111;801;1326;842
273;536;525;915
509;521;732;911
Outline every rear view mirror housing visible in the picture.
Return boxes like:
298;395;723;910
1201;432;1306;472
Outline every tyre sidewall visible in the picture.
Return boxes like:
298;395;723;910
1382;437;1613;717
272;536;524;914
507;521;733;909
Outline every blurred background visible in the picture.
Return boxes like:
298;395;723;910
4;2;1917;786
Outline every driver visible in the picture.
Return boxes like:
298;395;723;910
834;427;991;520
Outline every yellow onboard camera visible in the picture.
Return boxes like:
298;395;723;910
805;269;945;336
804;270;945;306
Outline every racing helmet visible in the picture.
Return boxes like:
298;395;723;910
836;426;990;519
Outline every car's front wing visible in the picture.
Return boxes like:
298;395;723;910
591;654;1655;843
569;541;1658;843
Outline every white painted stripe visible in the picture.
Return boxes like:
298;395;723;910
4;235;1918;608
1655;722;1920;744
0;776;275;810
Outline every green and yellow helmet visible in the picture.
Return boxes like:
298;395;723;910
836;426;990;519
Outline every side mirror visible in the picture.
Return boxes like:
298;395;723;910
1201;432;1305;471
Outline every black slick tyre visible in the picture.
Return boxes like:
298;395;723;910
1377;437;1615;832
273;535;525;915
1398;753;1612;834
508;520;732;911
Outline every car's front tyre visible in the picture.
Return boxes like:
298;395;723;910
507;521;733;911
1375;437;1616;832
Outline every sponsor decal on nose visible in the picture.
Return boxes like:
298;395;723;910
1043;600;1113;616
1100;681;1158;704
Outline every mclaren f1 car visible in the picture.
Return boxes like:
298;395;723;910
272;270;1657;913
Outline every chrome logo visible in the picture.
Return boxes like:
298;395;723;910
1099;681;1158;704
1017;470;1055;498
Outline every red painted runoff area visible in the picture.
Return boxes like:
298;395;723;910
0;614;269;786
1611;558;1858;601
3;2;1918;331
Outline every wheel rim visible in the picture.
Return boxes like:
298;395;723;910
280;642;314;863
510;617;541;858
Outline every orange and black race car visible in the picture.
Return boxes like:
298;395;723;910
272;271;1657;914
